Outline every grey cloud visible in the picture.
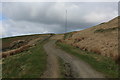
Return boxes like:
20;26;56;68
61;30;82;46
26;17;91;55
2;2;118;37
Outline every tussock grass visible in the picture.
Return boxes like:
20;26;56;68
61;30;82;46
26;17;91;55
94;27;118;33
56;42;119;78
64;32;73;40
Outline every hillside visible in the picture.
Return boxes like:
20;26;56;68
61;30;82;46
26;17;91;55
2;34;51;51
1;34;51;58
1;30;119;78
62;16;119;60
1;16;119;78
2;34;53;78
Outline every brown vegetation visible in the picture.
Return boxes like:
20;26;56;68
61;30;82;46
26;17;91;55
10;40;27;49
1;34;50;58
1;44;31;58
62;16;119;60
2;34;45;52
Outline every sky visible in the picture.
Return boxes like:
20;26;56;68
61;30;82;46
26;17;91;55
0;1;118;38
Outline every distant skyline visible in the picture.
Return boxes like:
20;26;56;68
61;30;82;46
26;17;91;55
0;2;118;38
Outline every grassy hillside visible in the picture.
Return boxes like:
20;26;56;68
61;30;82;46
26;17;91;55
2;35;50;78
56;42;119;78
2;34;50;52
62;16;119;60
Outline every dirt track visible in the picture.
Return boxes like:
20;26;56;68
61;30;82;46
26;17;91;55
42;40;105;78
42;41;59;78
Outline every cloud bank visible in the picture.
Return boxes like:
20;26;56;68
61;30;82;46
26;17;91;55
1;2;118;37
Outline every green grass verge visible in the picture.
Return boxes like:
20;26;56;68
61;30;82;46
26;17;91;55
56;42;119;78
2;39;48;78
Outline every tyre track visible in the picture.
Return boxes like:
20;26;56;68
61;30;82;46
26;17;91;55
42;40;105;78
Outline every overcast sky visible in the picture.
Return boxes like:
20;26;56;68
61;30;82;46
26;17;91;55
0;2;118;38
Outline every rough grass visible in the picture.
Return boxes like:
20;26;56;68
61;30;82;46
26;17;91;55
94;27;118;33
64;32;73;40
2;34;49;52
2;39;48;78
56;42;119;78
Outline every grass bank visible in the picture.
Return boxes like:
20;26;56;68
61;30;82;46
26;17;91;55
2;38;49;78
56;42;119;78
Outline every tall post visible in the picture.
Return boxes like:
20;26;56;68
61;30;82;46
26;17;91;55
65;9;67;33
